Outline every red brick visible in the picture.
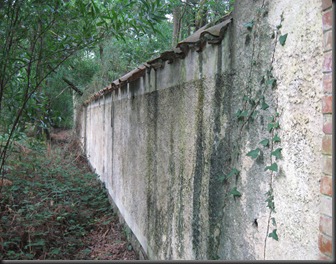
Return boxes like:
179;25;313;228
323;30;332;51
318;234;332;256
322;0;332;11
322;10;332;31
322;96;332;113
323;73;332;94
318;253;331;260
319;215;332;237
320;195;332;216
323;52;332;72
320;176;332;196
323;121;332;134
323;156;332;175
322;135;332;155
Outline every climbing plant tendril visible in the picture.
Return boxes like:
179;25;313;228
217;4;287;259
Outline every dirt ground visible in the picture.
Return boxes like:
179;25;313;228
0;128;138;260
51;129;138;260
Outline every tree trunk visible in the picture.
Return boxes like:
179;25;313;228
172;6;182;47
195;0;208;30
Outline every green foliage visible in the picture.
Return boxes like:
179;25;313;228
243;20;254;30
267;121;280;132
267;78;277;88
272;134;281;143
268;229;279;241
271;148;282;160
261;100;270;110
259;139;270;147
229;187;242;198
0;136;119;260
279;33;288;46
218;167;239;182
0;0;168;179
265;189;276;213
265;163;278;172
271;217;276;226
246;148;260;159
235;109;249;121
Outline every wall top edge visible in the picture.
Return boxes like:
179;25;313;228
83;12;233;106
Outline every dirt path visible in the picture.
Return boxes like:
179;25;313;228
50;129;138;260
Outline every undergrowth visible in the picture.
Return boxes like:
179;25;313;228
0;132;118;260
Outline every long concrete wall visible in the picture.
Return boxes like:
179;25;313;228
77;0;327;260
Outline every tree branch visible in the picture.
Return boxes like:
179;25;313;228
62;77;83;96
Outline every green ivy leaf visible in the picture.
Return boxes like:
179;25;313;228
246;148;260;159
273;134;281;143
267;78;277;88
249;99;256;106
226;168;240;179
236;110;248;120
279;33;288;46
271;148;282;159
268;229;279;241
259;139;270;147
235;109;242;117
265;197;275;212
229;187;242;197
218;174;226;182
265;163;278;172
271;217;277;226
219;168;240;182
244;21;254;30
251;110;259;120
268;122;280;132
261;101;269;110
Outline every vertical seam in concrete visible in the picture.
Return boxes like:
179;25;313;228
207;42;224;260
192;52;205;259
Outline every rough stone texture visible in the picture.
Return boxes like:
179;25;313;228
77;0;325;260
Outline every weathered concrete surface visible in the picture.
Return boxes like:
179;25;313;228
77;0;324;260
216;0;324;260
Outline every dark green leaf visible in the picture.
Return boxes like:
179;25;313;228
267;78;276;87
268;122;279;132
251;110;259;120
273;134;281;143
259;139;270;147
268;229;279;241
229;187;242;197
236;109;248;120
218;174;226;182
261;101;269;110
226;168;240;179
246;148;260;159
249;99;256;106
244;21;254;30
271;217;276;226
279;33;288;46
219;168;240;182
271;148;282;159
265;163;278;172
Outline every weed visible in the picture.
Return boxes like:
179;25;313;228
0;132;117;260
